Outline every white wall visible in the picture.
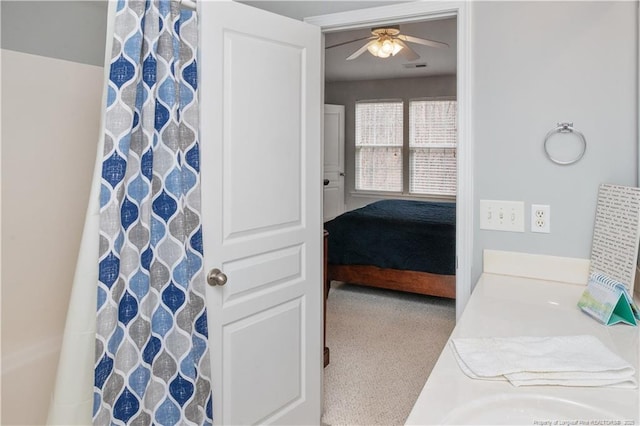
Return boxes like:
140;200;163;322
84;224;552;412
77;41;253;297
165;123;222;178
471;1;637;282
1;49;103;425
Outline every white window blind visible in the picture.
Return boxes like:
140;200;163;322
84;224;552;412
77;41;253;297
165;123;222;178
355;101;403;192
409;100;457;196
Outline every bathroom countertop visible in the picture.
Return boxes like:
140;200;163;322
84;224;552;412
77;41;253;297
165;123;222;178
405;271;640;425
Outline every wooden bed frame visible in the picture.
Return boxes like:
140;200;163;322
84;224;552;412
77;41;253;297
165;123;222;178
327;264;456;299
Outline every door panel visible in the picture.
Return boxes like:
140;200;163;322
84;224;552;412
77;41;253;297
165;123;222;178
323;107;343;171
222;245;303;303
224;30;303;237
224;298;303;425
199;2;322;425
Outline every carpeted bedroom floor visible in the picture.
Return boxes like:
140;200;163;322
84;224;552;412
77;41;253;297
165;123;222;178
321;282;456;426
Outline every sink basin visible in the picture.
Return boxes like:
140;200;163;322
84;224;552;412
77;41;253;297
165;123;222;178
440;393;621;425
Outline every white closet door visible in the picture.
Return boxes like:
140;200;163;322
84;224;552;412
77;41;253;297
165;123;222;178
323;104;345;222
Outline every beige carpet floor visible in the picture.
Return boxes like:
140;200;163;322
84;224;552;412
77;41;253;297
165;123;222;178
321;282;456;426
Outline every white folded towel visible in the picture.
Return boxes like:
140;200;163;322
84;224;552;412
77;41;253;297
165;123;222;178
450;335;637;388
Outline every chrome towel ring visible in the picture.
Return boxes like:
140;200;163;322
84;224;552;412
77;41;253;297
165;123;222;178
543;122;587;166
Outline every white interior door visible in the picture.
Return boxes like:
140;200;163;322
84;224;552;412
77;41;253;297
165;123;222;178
199;2;322;425
323;104;345;222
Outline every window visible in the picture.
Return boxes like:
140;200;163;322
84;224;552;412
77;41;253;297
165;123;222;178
354;99;457;197
409;100;457;196
355;101;403;192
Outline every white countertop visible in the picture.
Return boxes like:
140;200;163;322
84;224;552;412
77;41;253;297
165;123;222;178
405;271;640;425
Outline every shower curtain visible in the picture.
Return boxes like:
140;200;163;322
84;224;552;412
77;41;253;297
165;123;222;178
48;1;212;424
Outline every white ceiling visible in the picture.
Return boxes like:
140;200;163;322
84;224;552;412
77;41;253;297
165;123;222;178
324;18;457;82
237;1;457;82
238;1;410;21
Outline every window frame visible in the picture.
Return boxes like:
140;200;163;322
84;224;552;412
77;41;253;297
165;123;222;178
352;96;457;201
408;98;458;197
354;99;405;194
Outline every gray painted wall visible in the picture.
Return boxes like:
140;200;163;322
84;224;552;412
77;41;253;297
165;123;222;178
1;1;107;66
471;1;637;282
2;0;637;289
325;75;457;211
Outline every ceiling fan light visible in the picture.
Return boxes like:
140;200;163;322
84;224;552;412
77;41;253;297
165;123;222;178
391;41;403;56
367;41;381;56
380;39;394;55
366;37;402;59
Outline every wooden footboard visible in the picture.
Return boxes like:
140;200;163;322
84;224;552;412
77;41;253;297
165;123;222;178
327;264;456;299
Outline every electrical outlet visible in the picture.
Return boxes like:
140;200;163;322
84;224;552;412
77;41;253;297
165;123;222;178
480;200;525;232
531;204;550;233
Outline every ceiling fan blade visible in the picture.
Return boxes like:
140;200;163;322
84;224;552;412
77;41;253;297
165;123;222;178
326;36;375;50
346;39;378;61
398;34;449;49
394;39;420;61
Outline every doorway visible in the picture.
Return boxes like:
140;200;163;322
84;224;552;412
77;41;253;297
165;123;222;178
307;1;473;318
317;10;464;424
210;1;472;423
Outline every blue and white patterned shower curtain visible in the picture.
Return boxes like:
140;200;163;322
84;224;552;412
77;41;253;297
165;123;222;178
94;1;212;424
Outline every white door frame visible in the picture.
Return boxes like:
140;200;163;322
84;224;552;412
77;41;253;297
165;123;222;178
306;1;473;320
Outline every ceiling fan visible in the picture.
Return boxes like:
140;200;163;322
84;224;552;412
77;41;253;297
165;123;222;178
326;25;449;61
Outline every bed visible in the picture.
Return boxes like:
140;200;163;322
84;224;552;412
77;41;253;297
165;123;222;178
324;199;456;299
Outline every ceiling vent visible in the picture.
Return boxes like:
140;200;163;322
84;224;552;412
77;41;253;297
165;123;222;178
403;62;428;69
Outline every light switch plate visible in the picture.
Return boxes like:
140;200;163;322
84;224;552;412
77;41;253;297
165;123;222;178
480;200;525;232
